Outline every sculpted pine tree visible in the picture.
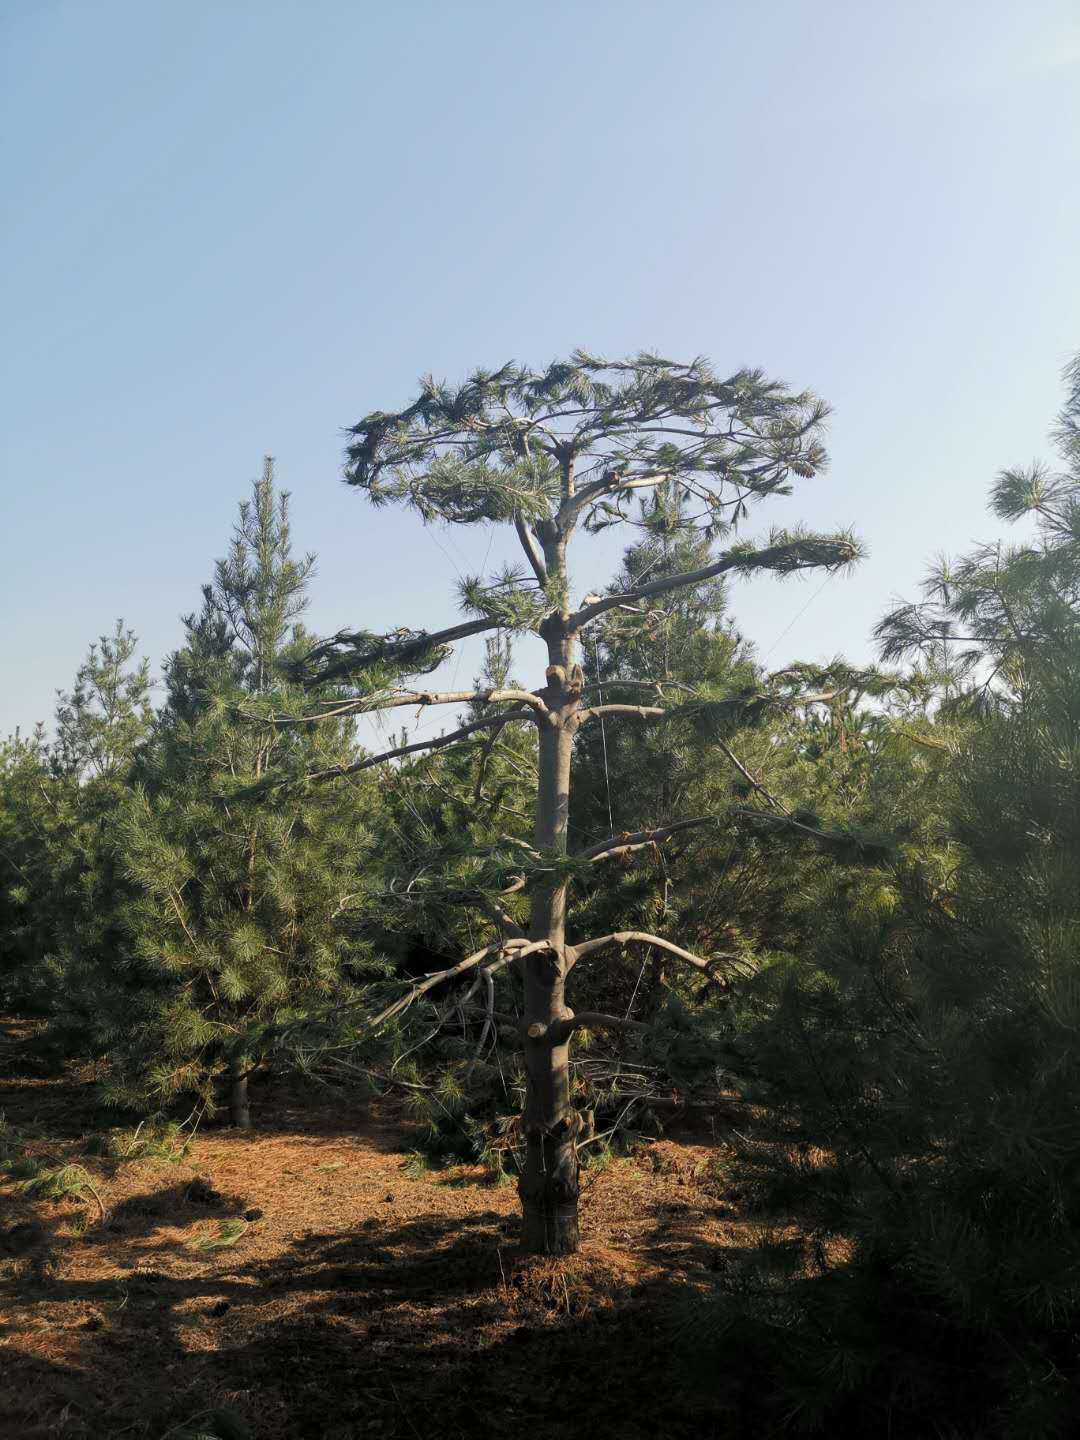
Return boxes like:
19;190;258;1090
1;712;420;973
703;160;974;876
306;353;859;1253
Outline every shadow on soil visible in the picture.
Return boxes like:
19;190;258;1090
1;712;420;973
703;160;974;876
0;1201;754;1440
1;1023;754;1440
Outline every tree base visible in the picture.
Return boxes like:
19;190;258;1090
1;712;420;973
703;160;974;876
229;1070;251;1129
520;1201;580;1255
518;1122;581;1254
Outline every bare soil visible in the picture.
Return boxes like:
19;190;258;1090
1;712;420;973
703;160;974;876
0;1020;759;1440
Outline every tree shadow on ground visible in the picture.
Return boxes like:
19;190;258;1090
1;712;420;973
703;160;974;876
235;1078;408;1155
0;1205;756;1440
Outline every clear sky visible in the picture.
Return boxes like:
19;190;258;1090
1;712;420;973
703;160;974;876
3;1;1079;746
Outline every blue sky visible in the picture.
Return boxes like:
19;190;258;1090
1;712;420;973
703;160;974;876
3;1;1079;745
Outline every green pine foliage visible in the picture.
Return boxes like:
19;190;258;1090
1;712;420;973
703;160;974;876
0;726;56;1010
0;625;153;1028
100;462;386;1117
697;355;1080;1438
363;635;537;957
571;480;758;840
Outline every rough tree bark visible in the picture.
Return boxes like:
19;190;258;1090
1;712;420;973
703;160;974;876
518;528;584;1251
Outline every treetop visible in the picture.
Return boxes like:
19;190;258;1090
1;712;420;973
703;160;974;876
344;350;831;541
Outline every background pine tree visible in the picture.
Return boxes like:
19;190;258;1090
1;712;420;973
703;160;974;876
698;354;1080;1439
105;461;385;1124
0;625;153;1038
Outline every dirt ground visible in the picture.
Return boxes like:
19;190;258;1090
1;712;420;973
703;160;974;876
0;1020;760;1440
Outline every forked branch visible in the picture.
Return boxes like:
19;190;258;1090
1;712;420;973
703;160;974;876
369;936;554;1031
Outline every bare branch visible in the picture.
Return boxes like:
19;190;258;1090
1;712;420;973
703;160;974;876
581;679;693;697
559;469;673;528
545;1011;649;1044
514;511;548;584
266;687;550;726
475;893;528;940
308;710;535;782
464;967;497;1078
715;739;789;815
576;704;667;726
579;816;718;863
367;686;550;715
458;951;523;1010
459;1000;523;1030
897;728;954;753
568;930;736;983
369;936;554;1031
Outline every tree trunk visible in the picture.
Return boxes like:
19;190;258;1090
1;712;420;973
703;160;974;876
518;588;583;1254
228;1062;251;1129
519;1028;580;1253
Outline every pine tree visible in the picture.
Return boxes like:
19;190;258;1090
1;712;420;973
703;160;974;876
0;626;153;1029
109;461;382;1125
0;726;55;1010
53;621;154;782
293;351;860;1252
716;353;1080;1437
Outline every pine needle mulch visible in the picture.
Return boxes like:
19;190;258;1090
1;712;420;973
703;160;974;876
1;1027;760;1440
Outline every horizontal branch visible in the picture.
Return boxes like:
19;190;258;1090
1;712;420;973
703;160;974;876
307;710;535;782
730;806;895;862
567;536;858;631
358;687;549;717
576;704;667;726
579;816;718;863
295;616;505;684
592;1091;749;1120
544;1011;649;1044
897;728;954;753
581;679;693;697
264;687;548;726
459;999;525;1031
730;806;841;843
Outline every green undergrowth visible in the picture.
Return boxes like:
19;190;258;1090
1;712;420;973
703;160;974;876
84;1116;197;1164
